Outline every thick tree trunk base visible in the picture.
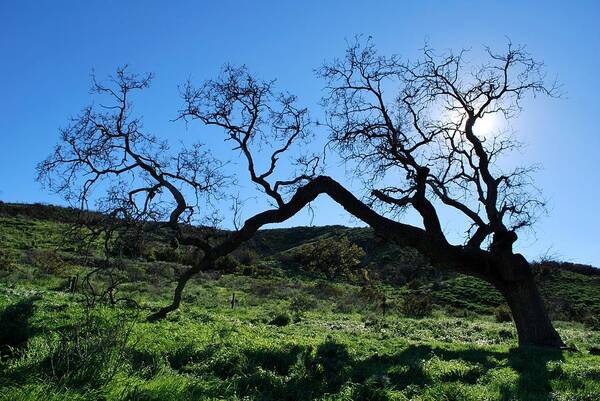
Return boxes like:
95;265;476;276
494;275;565;348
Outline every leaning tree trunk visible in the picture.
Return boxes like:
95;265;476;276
492;271;565;348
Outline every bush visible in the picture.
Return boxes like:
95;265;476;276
236;248;259;266
290;294;318;313
399;292;433;318
0;247;18;271
214;255;241;274
42;313;133;388
292;236;366;280
270;312;291;326
26;249;66;275
335;290;373;314
494;305;513;322
310;281;344;299
111;229;145;258
146;261;176;283
152;245;179;263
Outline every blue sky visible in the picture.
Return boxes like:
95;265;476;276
1;1;599;266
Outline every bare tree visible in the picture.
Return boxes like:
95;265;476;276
38;66;320;320
312;39;563;347
40;39;566;348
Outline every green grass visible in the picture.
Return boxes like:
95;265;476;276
0;284;598;401
0;203;599;400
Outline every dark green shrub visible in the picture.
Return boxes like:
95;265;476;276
290;294;318;313
494;305;513;322
27;249;66;275
292;236;366;280
0;247;18;271
214;255;241;273
111;230;145;258
399;292;433;318
236;248;259;266
270;312;291;326
151;245;179;263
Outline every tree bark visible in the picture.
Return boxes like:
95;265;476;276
494;273;565;348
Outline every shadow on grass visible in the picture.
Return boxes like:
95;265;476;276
0;297;38;356
186;341;565;401
502;347;565;401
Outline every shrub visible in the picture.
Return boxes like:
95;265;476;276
290;294;318;313
146;261;176;283
236;248;259;266
42;313;133;388
494;305;513;322
399;292;433;317
0;247;18;271
292;236;366;280
214;255;241;274
26;249;66;275
111;229;145;258
310;281;344;299
335;290;372;314
270;312;291;326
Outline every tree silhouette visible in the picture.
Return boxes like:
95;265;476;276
309;39;563;347
40;40;565;347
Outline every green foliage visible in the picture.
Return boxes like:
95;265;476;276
399;292;433;318
494;305;513;323
292;236;366;280
236;248;259;266
25;249;66;275
40;313;133;388
214;254;241;273
269;312;291;327
289;294;318;313
0;247;18;271
0;287;598;401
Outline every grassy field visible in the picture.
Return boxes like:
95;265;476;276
0;204;599;400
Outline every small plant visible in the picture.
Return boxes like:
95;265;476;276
146;261;176;283
43;311;134;388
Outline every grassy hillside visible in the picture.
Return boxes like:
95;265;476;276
0;202;599;400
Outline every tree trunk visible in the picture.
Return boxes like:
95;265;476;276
494;274;565;348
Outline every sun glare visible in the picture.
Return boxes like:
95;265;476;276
473;113;498;137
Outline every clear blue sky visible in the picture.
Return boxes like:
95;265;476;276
1;1;599;266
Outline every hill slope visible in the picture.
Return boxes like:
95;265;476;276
0;201;599;400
